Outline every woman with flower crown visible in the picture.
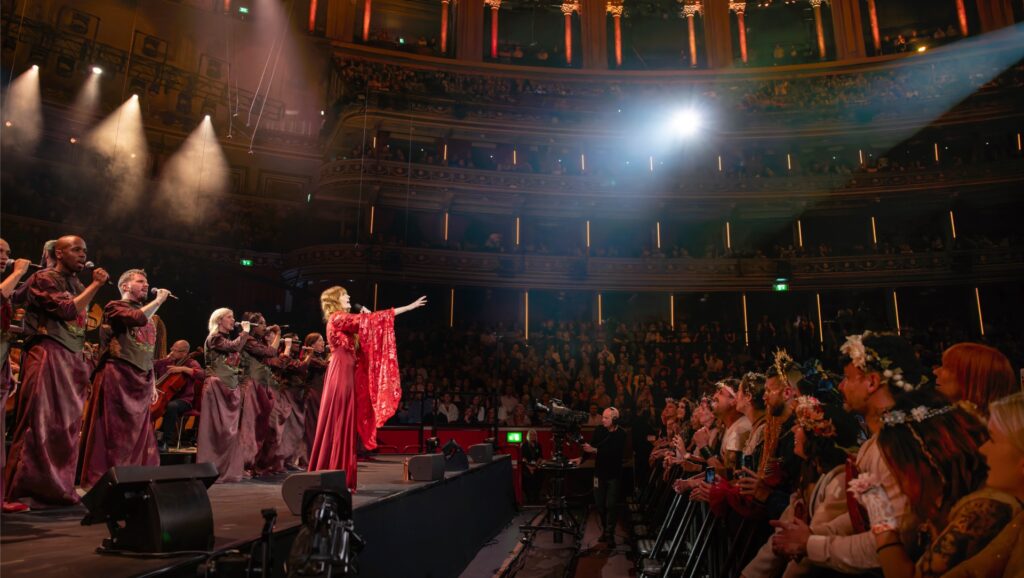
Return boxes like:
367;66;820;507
742;395;861;578
847;387;1011;578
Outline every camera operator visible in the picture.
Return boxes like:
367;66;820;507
571;407;626;546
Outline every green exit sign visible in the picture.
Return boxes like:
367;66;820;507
773;282;789;292
238;6;249;14
506;431;522;443
240;258;254;267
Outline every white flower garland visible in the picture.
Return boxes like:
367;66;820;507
840;331;917;392
881;404;955;428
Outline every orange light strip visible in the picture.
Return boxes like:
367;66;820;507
974;287;985;336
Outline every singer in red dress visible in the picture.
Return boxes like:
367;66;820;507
307;286;425;490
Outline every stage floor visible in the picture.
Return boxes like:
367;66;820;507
1;455;516;578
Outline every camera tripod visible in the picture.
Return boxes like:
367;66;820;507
519;461;581;544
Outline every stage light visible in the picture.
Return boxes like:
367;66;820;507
69;137;78;144
91;66;103;75
85;96;149;216
669;108;701;137
31;65;38;71
131;94;139;100
3;121;11;128
917;46;927;52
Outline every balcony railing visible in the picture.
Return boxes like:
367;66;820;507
315;158;1024;207
283;244;1024;291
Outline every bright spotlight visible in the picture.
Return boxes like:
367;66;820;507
916;46;928;53
205;114;211;120
69;137;78;144
91;66;103;75
31;65;39;71
3;121;11;128
131;94;139;100
670;109;702;138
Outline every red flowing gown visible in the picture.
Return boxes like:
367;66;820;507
307;309;401;491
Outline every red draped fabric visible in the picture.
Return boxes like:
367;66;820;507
309;309;401;490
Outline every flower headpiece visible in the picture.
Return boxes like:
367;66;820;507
795;396;837;438
840;332;923;393
881;404;955;428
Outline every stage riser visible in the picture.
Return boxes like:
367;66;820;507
352;457;516;578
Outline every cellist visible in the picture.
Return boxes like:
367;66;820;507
153;340;205;451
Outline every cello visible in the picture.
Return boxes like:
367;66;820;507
150;358;190;420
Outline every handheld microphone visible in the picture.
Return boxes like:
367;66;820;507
83;261;113;285
352;303;371;314
2;261;43;271
150;287;179;300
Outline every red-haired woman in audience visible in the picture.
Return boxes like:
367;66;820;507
850;390;1014;578
933;342;1017;416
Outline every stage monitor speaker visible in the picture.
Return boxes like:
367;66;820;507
442;439;470;472
81;462;219;553
282;470;348;516
404;454;445;481
468;443;493;464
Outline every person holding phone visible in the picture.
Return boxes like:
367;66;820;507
572;407;627;546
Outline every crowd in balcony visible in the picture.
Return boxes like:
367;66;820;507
332;52;1024;118
346;128;1022;186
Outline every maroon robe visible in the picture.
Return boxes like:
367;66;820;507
80;300;160;489
4;269;90;506
276;352;309;469
243;335;285;475
197;331;248;483
308;310;400;491
1;295;14;499
303;353;328;458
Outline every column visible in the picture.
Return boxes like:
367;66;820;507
562;2;580;66
866;0;880;54
810;0;826;59
362;0;372;42
486;0;501;59
682;2;701;68
440;0;450;53
955;0;969;36
702;0;733;68
309;0;318;32
729;1;747;64
829;0;866;60
607;2;624;67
